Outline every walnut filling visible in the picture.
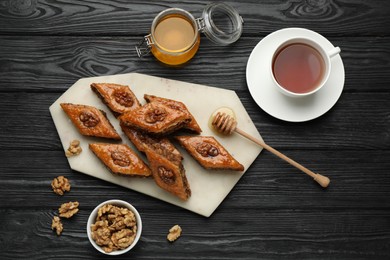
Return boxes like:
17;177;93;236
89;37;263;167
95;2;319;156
157;166;176;185
137;133;181;164
196;143;220;157
145;108;167;123
79;111;100;127
111;151;130;167
166;103;182;110
113;90;134;107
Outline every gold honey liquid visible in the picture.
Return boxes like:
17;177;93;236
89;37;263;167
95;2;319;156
151;14;200;66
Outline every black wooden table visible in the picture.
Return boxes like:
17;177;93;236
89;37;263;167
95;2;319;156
1;0;389;259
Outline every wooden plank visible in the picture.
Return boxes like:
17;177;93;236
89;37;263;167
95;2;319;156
0;92;388;150
0;149;389;210
0;208;389;259
0;0;389;36
0;36;389;92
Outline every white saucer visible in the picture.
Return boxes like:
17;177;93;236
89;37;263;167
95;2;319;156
246;28;345;122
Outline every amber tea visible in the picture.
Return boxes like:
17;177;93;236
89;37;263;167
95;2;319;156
272;43;325;94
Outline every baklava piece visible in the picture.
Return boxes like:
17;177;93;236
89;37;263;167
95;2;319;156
119;102;191;136
60;103;121;140
91;83;141;117
144;94;202;134
120;123;183;165
145;148;191;201
175;136;244;171
89;143;151;177
121;124;190;200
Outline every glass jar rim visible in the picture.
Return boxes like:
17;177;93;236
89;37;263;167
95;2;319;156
200;3;243;45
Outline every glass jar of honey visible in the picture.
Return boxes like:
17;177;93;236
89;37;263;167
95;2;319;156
136;3;243;66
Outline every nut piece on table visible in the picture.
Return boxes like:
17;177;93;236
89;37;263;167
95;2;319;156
51;216;63;235
51;176;71;195
59;201;79;218
65;139;82;157
167;224;182;242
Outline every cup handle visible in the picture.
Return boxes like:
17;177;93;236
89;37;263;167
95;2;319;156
328;47;341;58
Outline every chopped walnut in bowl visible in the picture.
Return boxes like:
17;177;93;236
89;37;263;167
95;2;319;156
87;199;142;255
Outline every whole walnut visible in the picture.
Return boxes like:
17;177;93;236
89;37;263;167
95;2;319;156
51;176;71;195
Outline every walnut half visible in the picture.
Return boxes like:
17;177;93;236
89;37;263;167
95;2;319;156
158;166;176;185
59;201;79;218
196;143;219;157
51;216;63;236
51;176;71;195
145;107;166;123
65;139;82;157
167;224;182;242
113;89;134;107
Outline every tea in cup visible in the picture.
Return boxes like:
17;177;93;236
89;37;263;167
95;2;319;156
271;37;340;97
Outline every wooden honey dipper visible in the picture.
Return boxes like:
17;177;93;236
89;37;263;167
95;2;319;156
211;109;330;188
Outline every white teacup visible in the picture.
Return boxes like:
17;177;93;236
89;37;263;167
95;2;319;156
270;37;340;97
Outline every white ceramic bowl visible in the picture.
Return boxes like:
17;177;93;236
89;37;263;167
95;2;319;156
87;199;142;255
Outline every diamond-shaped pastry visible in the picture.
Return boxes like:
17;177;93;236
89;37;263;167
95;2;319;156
119;102;191;136
121;123;190;200
60;103;121;140
89;143;151;177
91;83;141;117
120;123;183;165
175;136;244;171
145;148;191;201
144;94;202;134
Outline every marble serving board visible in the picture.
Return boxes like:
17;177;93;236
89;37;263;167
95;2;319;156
49;73;263;217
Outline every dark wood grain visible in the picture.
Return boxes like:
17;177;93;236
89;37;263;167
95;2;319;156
0;0;389;36
1;0;390;259
0;36;390;92
1;208;389;259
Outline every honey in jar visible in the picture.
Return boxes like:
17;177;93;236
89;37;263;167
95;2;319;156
136;3;243;66
151;11;200;65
